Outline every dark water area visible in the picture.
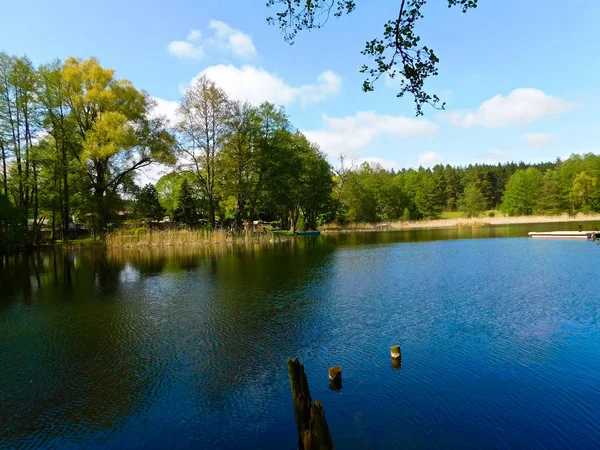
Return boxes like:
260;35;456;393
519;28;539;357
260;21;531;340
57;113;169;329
2;222;600;449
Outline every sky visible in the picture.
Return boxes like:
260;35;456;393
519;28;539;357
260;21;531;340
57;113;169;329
2;0;600;178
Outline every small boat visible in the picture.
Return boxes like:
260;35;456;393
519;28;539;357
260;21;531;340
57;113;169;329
296;231;321;237
528;231;598;240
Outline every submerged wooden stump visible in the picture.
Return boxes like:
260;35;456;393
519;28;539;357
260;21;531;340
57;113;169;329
287;358;335;450
390;345;402;360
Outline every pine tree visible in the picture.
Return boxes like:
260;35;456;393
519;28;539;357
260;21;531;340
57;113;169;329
174;180;198;226
134;184;165;222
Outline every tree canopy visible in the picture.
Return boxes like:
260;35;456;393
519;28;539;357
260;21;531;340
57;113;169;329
2;48;600;250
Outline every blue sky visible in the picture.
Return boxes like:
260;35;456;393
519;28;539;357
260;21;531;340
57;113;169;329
3;0;600;172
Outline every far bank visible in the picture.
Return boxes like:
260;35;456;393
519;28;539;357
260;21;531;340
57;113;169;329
319;213;600;233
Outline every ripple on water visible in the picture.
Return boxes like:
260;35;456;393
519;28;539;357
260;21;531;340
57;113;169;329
2;237;600;448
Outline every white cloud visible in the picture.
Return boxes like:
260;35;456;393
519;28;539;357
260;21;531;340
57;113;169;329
303;111;437;159
198;65;341;106
524;132;556;149
136;163;171;186
416;151;444;167
442;88;573;129
167;41;204;59
151;97;180;125
168;21;256;60
187;29;202;41
209;20;256;59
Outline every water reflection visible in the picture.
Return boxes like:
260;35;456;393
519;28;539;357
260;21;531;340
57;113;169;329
2;223;600;449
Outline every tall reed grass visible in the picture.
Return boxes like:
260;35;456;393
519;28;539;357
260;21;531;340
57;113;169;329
106;227;292;248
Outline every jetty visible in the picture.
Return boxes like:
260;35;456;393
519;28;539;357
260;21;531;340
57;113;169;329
528;231;598;239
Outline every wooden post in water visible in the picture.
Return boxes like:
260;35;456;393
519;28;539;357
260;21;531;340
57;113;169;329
328;366;342;383
390;345;402;360
287;358;335;450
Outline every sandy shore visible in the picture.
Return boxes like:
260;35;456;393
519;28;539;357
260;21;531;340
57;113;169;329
320;213;600;232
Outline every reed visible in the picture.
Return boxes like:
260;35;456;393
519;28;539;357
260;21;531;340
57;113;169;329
105;228;292;248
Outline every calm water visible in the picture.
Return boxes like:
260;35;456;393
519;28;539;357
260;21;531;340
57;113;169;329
2;222;600;449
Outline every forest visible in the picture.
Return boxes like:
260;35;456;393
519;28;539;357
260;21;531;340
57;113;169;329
1;52;600;249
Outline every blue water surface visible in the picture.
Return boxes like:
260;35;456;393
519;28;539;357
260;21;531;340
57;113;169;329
1;234;600;449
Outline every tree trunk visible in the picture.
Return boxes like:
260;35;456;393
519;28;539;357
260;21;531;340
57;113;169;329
235;195;244;230
32;161;39;244
208;197;216;229
94;185;106;238
62;142;70;243
50;201;56;242
0;142;6;197
289;201;300;233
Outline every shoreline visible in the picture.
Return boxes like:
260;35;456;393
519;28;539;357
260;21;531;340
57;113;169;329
319;213;600;233
4;214;600;253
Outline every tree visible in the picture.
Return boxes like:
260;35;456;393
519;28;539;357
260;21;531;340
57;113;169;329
266;0;478;114
458;182;486;218
156;172;194;219
61;57;176;236
414;169;443;219
134;184;165;222
501;168;543;216
570;171;597;212
537;169;563;214
330;155;355;222
174;179;198;226
0;194;27;248
218;100;256;229
177;76;229;229
0;53;41;240
290;133;333;231
38;60;80;242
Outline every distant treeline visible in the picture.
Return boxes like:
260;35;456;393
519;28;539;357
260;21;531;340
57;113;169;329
1;51;599;250
332;153;600;223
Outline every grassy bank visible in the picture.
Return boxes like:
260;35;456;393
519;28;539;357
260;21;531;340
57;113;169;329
319;213;600;233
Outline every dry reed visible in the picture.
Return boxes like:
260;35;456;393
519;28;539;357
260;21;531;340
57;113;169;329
106;228;291;248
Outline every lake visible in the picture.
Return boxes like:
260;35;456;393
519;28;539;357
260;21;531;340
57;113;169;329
2;222;600;449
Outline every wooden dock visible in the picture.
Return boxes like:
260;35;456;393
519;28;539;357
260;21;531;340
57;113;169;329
528;231;598;239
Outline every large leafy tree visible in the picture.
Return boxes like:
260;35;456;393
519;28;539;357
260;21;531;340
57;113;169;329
177;76;229;229
266;0;478;114
156;172;196;219
288;133;333;231
414;169;443;219
0;53;40;225
570;171;597;212
501;168;543;216
61;57;176;235
38;60;79;241
458;182;486;218
537;169;563;214
218;100;257;229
